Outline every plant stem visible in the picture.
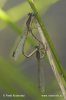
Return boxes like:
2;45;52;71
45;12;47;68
37;22;66;99
27;0;66;99
27;0;66;82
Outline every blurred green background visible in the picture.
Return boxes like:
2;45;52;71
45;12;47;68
0;0;66;100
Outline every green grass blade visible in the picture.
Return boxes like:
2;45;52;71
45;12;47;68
0;0;8;8
27;0;66;99
0;9;22;34
27;0;66;82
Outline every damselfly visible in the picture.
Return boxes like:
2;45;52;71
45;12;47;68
12;13;44;60
12;12;46;93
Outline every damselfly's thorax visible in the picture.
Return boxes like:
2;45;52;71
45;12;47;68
26;13;35;32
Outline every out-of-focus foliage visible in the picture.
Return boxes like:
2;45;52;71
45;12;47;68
0;0;63;100
7;0;59;21
0;0;8;8
0;0;59;30
0;57;42;100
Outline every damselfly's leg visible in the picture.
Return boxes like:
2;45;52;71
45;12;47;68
22;46;37;58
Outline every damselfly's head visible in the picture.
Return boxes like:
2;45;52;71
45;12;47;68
28;12;35;17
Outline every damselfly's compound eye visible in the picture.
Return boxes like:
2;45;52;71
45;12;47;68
28;12;35;17
28;13;32;16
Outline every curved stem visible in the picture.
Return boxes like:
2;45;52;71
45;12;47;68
27;0;66;82
27;0;66;99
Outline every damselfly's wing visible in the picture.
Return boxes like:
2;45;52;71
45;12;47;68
40;64;45;93
12;32;28;61
12;13;35;61
36;46;45;93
